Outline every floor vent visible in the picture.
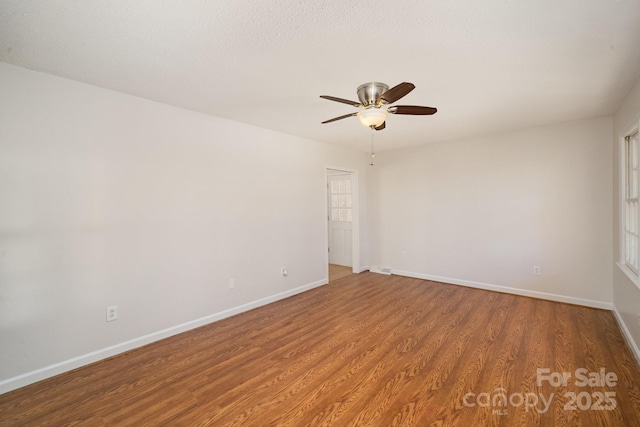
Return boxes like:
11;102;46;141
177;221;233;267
370;266;392;275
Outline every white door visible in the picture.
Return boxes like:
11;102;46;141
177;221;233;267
327;174;353;267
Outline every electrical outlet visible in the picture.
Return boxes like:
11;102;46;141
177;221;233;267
533;265;541;276
281;267;288;277
401;251;406;258
106;305;118;322
228;278;235;289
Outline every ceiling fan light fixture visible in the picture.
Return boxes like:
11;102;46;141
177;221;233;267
320;82;436;129
357;108;388;128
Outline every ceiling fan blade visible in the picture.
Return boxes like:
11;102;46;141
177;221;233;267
378;82;415;104
320;95;361;107
374;121;385;131
388;105;437;115
321;112;358;124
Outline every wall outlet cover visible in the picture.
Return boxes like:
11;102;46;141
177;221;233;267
106;306;118;322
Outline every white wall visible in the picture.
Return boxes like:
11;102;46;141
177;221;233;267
0;62;370;392
369;117;613;307
613;73;640;358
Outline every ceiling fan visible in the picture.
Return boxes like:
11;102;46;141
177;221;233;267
320;82;437;131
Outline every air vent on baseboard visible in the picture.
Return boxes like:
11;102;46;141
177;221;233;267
370;266;392;275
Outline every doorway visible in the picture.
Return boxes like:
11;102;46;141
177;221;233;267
326;167;359;282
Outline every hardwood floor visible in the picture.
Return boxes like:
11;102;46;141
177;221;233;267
329;263;353;282
1;273;640;426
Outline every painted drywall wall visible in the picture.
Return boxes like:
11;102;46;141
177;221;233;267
369;117;613;306
0;62;370;390
612;72;640;357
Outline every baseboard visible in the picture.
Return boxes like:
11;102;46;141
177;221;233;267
612;307;640;368
0;278;328;395
392;269;614;310
357;265;370;273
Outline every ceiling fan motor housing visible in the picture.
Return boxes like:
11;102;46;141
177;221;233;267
357;82;389;107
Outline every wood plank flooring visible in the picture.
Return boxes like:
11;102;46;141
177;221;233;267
1;272;640;426
329;264;353;282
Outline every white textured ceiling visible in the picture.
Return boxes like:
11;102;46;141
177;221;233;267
1;0;640;152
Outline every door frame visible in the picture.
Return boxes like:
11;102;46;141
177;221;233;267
325;166;360;277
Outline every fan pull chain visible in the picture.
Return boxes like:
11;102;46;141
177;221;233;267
370;130;375;166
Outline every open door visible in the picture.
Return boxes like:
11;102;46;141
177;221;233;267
327;172;353;267
326;168;359;282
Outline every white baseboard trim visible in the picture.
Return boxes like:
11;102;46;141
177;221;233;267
0;278;328;395
612;307;640;368
357;265;370;274
392;269;614;310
